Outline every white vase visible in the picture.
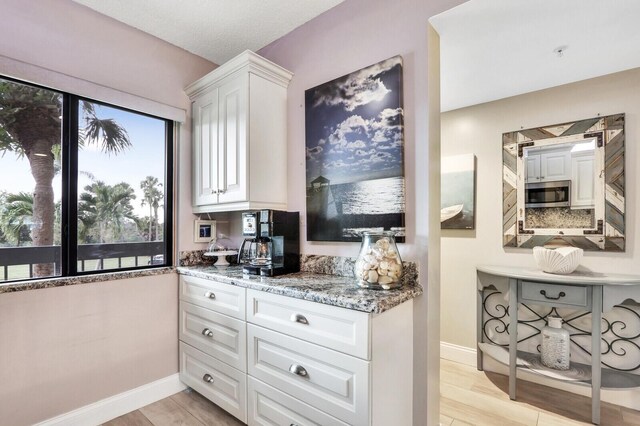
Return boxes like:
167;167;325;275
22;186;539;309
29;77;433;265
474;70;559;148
541;316;570;370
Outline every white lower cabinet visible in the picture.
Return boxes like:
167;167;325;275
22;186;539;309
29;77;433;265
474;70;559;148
179;342;247;422
178;276;414;426
248;377;349;426
247;324;369;425
179;301;247;371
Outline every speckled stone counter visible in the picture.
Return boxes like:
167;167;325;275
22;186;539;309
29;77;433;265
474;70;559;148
0;267;174;294
176;264;421;314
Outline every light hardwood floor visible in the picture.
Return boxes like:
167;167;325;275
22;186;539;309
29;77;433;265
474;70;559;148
103;360;640;425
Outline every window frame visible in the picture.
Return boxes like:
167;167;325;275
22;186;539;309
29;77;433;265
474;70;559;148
0;74;174;282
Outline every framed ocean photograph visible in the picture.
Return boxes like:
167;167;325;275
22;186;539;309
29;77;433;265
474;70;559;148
305;56;406;242
441;154;476;230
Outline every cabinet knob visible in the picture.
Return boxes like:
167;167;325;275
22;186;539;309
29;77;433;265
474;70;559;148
290;313;309;325
289;364;308;377
203;373;214;383
202;328;214;337
218;189;226;194
204;291;216;299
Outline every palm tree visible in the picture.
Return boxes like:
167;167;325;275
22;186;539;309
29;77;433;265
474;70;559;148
0;192;33;246
0;79;130;276
140;176;163;241
78;181;137;243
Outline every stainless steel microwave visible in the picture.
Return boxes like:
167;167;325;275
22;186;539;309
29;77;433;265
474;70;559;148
525;180;571;208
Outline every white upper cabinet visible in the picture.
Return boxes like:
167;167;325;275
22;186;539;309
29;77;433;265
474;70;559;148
540;150;570;182
571;153;595;208
186;51;293;213
525;148;571;183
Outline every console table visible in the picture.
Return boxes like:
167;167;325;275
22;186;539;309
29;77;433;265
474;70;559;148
476;265;640;425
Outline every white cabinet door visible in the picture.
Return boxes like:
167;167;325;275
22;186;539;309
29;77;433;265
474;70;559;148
525;154;540;183
180;342;247;423
246;289;370;359
248;377;349;426
193;90;220;206
217;74;248;204
247;325;370;426
571;154;595;208
541;150;570;182
179;301;247;371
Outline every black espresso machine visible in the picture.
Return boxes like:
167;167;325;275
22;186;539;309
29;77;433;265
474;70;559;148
238;210;300;276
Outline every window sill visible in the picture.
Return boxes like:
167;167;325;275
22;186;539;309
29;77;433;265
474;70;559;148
0;267;175;294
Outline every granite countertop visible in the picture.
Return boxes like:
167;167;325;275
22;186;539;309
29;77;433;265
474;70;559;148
0;267;174;294
177;265;422;314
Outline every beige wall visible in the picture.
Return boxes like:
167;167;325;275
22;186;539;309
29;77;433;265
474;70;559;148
0;275;178;425
441;67;640;349
0;1;214;424
257;0;465;422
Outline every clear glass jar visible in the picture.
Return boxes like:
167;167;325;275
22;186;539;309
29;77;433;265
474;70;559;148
541;316;570;370
354;231;403;290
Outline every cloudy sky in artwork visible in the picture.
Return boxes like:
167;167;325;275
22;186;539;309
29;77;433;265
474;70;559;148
305;56;404;185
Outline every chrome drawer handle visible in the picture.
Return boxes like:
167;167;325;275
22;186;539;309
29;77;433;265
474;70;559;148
204;291;216;299
540;290;566;300
290;313;309;325
289;364;308;377
203;373;214;383
202;328;214;337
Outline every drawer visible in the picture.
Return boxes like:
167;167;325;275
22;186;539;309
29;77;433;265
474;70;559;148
180;274;246;319
248;324;369;426
246;289;370;359
248;377;348;426
179;301;246;371
179;342;247;423
519;281;591;309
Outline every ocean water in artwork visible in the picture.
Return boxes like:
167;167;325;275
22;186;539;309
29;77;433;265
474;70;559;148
332;176;405;215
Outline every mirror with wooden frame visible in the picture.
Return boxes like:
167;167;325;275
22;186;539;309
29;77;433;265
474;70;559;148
503;114;625;251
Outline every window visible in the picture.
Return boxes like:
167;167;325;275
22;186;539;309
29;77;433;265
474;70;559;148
0;76;173;282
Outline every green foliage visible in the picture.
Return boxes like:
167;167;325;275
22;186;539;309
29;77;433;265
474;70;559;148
78;180;139;243
0;191;33;246
0;79;62;156
140;176;163;241
79;102;132;155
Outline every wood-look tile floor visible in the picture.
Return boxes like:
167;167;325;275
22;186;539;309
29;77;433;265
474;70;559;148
103;360;640;426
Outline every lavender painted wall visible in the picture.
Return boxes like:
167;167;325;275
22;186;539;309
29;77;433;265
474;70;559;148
258;0;465;423
0;1;215;424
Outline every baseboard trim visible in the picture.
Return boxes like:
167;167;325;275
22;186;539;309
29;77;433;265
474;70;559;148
440;341;477;366
35;374;186;426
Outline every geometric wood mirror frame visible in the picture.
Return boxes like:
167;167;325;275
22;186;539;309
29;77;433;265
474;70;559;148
503;113;625;251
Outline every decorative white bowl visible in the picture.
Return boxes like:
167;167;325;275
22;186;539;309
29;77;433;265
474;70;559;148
533;246;583;274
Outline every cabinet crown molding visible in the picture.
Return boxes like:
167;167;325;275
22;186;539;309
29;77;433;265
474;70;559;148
185;50;293;98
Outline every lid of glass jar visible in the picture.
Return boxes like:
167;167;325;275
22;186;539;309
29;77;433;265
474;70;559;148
548;316;563;328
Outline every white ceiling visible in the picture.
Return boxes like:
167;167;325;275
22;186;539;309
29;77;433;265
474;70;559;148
71;0;344;65
430;0;640;111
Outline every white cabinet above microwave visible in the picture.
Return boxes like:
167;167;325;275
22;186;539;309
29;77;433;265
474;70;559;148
186;51;293;213
524;148;571;183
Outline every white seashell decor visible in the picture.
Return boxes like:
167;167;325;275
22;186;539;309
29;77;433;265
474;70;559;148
355;232;403;289
533;246;583;274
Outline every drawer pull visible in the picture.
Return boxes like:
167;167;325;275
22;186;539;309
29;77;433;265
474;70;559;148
202;328;214;337
290;313;309;325
540;290;566;300
204;291;216;299
289;364;308;377
203;373;214;383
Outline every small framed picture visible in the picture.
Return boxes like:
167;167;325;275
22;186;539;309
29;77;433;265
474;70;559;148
194;220;216;243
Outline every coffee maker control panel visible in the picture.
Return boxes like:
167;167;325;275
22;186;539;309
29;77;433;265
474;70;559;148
242;212;257;237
